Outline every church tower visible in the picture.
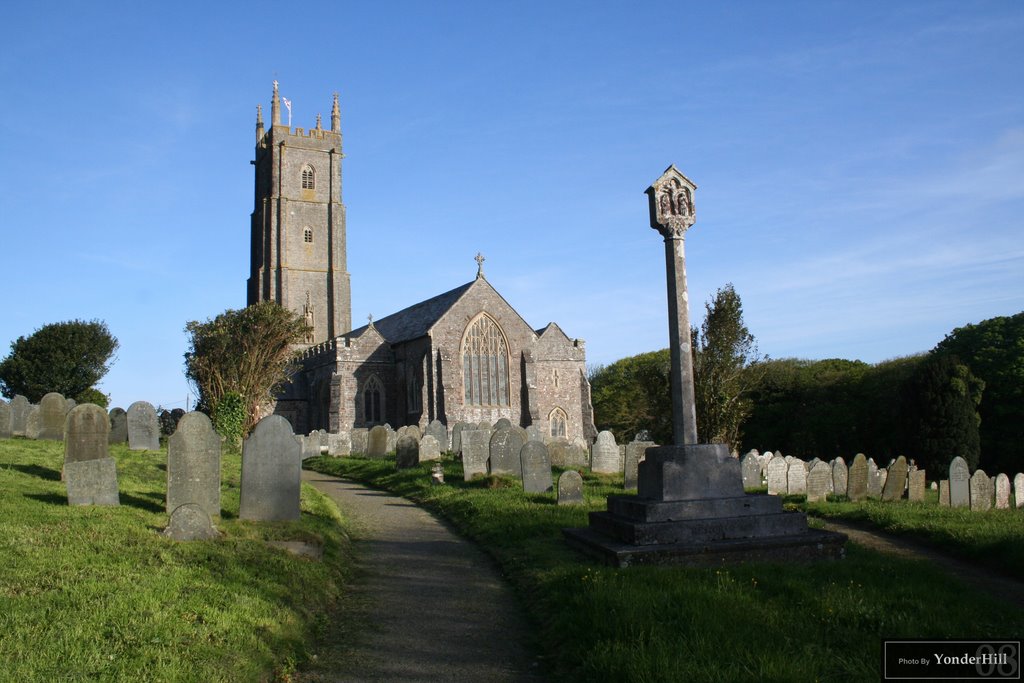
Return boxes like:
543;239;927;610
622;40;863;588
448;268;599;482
247;82;352;344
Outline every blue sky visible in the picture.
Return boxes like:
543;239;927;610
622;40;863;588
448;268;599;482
1;1;1022;411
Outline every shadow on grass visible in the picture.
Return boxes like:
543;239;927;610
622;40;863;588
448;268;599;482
120;492;164;513
24;492;67;506
8;463;61;481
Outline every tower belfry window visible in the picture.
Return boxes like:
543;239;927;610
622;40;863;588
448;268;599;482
303;227;313;243
462;314;510;406
301;165;315;189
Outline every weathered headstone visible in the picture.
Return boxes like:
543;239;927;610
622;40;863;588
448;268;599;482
299;435;321;460
832;457;848;497
766;455;788;495
385;424;397;454
0;399;9;438
525;425;544;443
38;392;68;441
451;422;471;454
64;404;111;467
164;503;219;541
514;425;529;445
867;459;882;499
367;425;389;458
396;435;420;469
881;456;909;502
25;406;41;439
424;420;448;452
65;457;120;506
907;469;926;502
557;470;583;505
521;441;553;494
404;424;422;441
741;452;761;490
847;454;868;502
239;415;301;521
494;417;513;432
167;411;221;519
787;460;807;495
108;408;128;444
806;461;832;502
65;397;77;413
995;473;1011;510
969;469;993;512
949;457;970;508
10;395;30;437
1015;473;1024;509
624;441;654;491
327;432;351;457
590;431;620;474
127;401;161;451
461;430;489;481
418;435;441;462
476;421;492;433
350;428;368;455
939;480;950;506
489;428;525;477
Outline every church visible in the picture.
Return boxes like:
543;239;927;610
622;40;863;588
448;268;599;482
246;83;596;442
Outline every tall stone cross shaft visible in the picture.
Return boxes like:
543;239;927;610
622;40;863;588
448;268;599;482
645;166;699;446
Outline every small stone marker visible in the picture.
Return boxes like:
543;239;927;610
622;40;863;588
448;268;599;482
66;457;120;506
350;428;368;455
995;473;1011;510
969;469;993;512
430;461;445;485
805;461;831;502
0;399;10;438
489;428;525;477
239;415;301;521
881;456;909;502
949;456;970;508
520;441;553;494
766;455;789;495
367;425;389;457
557;470;583;505
164;503;219;541
1015;473;1024;509
108;408;128;444
425;420;449;451
590;431;620;474
395;435;420;469
127;401;161;451
38;392;68;441
939;480;950;506
907;469;926;502
10;395;30;437
461;430;490;480
167;411;221;519
418;435;441;462
847;454;868;502
64;404;111;468
787;460;807;495
741;452;761;490
624;441;653;490
328;432;351;457
832;457;848;497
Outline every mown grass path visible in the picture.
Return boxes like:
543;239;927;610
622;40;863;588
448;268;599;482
298;469;543;682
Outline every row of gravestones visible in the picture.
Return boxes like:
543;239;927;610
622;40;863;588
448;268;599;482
936;456;1024;512
744;451;926;503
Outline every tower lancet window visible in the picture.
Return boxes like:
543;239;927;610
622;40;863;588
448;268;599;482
301;165;315;190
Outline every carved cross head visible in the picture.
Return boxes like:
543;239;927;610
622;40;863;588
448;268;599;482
645;165;697;238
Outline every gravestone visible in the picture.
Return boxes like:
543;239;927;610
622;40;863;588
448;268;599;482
514;425;530;445
461;430;489;481
949;456;970;508
405;424;422;441
396;435;420;469
557;470;583;505
995;473;1011;510
548;438;573;467
847;454;868;502
520;441;553;494
477;421;492;433
970;469;993;512
766;455;788;495
569;437;590;467
297;435;319;460
38;392;68;441
350;428;368;455
64;404;111;467
418;435;441;462
65;457;120;506
489;429;525;477
127;401;161;451
367;425;389;458
741;452;761;490
832;457;848;497
1015;473;1024;509
494;417;513;432
881;456;909;501
167;411;221;519
25;406;41;439
65;397;77;413
108;408;128;444
787;460;807;495
525;425;544;443
939;480;950;506
590;431;620;474
10;395;30;437
624;441;654;491
328;432;351;457
867;460;882;499
385;425;397;453
0;399;11;438
164;503;219;541
907;469;926;502
806;461;832;502
425;420;448;452
239;415;301;521
451;422;471;454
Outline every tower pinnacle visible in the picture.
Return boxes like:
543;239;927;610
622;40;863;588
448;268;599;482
271;80;281;126
331;92;340;132
255;104;264;142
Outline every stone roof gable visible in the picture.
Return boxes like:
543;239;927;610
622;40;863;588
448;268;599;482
346;281;475;344
536;322;570;341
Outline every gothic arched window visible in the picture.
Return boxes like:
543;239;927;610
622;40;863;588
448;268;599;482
462;314;509;406
362;375;384;425
549;407;567;439
303;227;313;243
301;165;315;190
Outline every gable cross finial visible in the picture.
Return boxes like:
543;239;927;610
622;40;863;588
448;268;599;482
475;252;485;279
367;313;374;328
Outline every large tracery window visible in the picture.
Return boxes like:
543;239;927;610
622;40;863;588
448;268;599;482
462;314;509;406
362;375;384;425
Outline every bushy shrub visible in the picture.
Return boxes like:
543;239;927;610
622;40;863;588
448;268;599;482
74;387;110;408
212;392;247;451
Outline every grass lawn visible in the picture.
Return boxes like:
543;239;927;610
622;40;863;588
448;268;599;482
308;455;1024;683
0;437;354;682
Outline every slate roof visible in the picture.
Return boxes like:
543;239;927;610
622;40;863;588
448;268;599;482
346;280;475;344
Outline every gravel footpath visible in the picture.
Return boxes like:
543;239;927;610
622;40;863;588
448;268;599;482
298;469;544;682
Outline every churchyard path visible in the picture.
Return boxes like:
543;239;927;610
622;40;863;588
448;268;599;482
822;518;1024;608
298;469;544;682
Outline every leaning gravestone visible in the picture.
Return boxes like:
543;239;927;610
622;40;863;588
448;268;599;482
939;480;950;506
64;404;111;467
557;470;584;505
418;435;441;462
624;441;654;491
590;431;620;474
787;460;807;495
847;454;868;502
425;420;448;452
832;457;848;497
10;395;30;437
461;430;490;481
328;432;351;457
907;469;926;502
741;452;762;490
0;399;11;438
521;441;553;494
766;455;789;495
25;406;41;439
367;425;389;458
489;429;525;477
164;503;219;541
881;456;909;502
995;473;1011;510
38;392;68;441
240;415;301;521
1015;473;1024;509
805;461;832;503
350;428;368;455
949;456;970;508
396;435;420;469
969;469;993;512
108;408;128;444
166;412;221;519
127;401;161;451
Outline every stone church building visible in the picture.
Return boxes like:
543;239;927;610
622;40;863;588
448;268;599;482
246;83;596;441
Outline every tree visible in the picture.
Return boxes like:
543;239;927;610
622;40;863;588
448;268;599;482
589;349;672;445
184;302;308;434
691;284;765;450
0;320;118;403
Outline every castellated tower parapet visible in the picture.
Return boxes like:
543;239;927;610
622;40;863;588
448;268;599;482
247;82;352;345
